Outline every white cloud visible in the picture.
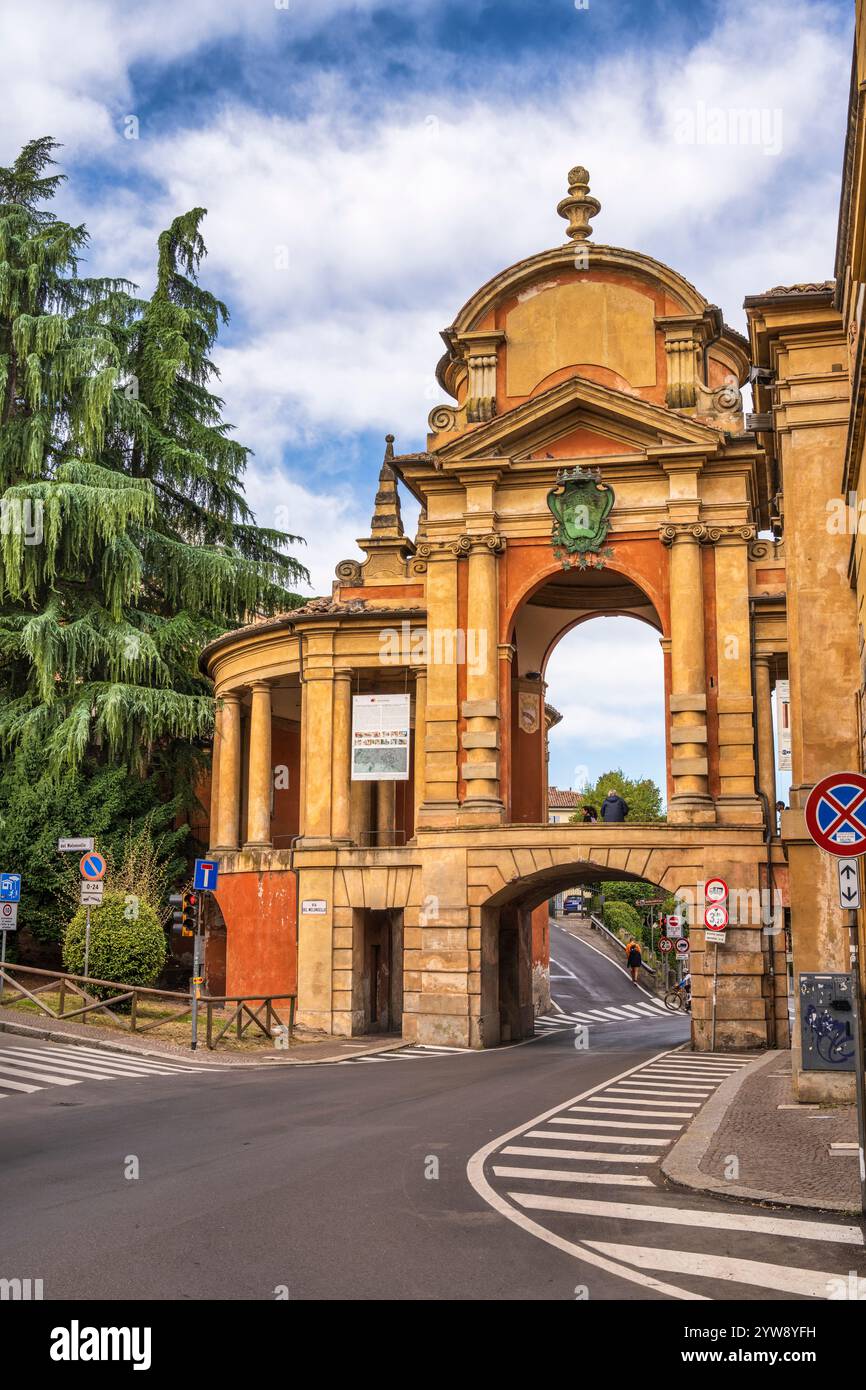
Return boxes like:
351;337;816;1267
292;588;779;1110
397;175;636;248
239;462;370;597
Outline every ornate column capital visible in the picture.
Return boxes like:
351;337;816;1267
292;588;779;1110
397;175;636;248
660;521;756;547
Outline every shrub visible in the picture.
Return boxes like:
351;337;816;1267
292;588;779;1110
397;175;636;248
63;892;166;995
603;900;644;944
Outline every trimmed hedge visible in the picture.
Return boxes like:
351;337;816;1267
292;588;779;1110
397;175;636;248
602;899;644;945
63;892;166;995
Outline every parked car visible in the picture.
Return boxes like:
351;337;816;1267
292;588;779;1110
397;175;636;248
562;895;584;915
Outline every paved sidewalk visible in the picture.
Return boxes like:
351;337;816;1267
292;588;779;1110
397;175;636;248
662;1049;862;1214
0;1003;407;1067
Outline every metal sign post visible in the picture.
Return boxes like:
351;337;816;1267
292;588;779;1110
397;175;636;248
191;891;204;1051
804;776;866;1215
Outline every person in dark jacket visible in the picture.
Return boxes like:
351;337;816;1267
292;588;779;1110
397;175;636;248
600;788;628;822
581;805;598;823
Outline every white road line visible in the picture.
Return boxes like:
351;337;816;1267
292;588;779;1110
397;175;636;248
0;1061;81;1086
592;1100;700;1112
525;1128;673;1145
597;1008;635;1020
559;1116;683;1131
0;1075;44;1093
467;1043;708;1301
583;1242;865;1300
3;1046;196;1075
613;1084;711;1096
550;957;577;978
617;1005;650;1017
645;1064;738;1076
492;1166;653;1187
574;1106;691;1119
0;1049;178;1078
511;1194;865;1244
623;1080;713;1093
502;1145;659;1163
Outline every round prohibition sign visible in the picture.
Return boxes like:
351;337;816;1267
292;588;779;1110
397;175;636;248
79;851;106;881
704;904;728;930
805;772;866;857
705;877;728;903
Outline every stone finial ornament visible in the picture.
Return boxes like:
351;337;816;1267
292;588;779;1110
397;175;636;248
556;165;600;242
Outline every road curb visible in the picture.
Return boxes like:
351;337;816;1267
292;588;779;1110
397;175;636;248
660;1049;859;1215
0;1016;411;1068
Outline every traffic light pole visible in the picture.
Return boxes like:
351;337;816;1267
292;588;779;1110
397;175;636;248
190;891;204;1051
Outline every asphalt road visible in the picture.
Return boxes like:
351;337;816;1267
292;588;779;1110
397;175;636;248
0;927;861;1303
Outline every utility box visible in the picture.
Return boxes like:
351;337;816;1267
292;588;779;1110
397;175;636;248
798;973;857;1072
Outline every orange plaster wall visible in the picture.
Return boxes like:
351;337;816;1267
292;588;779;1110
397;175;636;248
216;869;298;1000
531;902;549;966
493;267;684;413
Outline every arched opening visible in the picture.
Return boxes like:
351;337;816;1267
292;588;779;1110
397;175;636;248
479;859;675;1047
506;565;667;825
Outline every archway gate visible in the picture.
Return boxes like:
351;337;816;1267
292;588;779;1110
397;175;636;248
201;166;789;1051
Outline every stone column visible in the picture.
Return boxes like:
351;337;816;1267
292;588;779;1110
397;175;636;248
663;525;713;821
713;528;762;823
300;667;334;842
208;700;223;852
753;653;777;814
461;534;504;822
331;668;353;842
214;692;241;851
376;781;396;847
413;667;427;827
243;681;273;850
416;541;461;826
350;779;371;845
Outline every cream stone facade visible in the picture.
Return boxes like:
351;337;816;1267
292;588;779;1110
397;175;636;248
199;165;814;1059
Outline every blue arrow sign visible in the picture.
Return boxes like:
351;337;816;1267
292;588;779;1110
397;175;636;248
0;874;21;903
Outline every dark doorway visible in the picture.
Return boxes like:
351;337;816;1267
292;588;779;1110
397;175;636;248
362;909;403;1033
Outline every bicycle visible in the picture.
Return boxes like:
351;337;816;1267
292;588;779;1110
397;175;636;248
664;980;691;1013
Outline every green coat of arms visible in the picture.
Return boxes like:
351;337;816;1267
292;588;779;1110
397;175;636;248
547;465;614;569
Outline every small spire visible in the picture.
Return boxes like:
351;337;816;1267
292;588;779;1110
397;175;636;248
370;436;403;537
556;165;600;243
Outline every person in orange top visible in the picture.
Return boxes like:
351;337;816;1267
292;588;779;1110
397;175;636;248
624;939;642;984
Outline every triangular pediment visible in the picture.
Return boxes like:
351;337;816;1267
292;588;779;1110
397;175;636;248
434;375;726;464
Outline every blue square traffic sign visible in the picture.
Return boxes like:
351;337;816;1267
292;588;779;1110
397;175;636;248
0;874;21;902
193;859;219;891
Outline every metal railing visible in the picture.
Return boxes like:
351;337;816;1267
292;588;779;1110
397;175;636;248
0;963;296;1052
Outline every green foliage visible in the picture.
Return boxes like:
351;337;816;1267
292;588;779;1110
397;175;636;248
571;768;665;824
0;740;187;948
602;899;644;944
602;880;675;912
63;891;166;993
0;138;308;778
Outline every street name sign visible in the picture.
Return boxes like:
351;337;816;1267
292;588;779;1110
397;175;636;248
301;899;327;915
838;859;862;910
805;772;866;856
80;881;104;906
0;902;18;930
59;837;94;853
79;852;106;881
0;874;21;902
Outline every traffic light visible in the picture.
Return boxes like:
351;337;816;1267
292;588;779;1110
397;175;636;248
169;890;198;937
181;890;197;937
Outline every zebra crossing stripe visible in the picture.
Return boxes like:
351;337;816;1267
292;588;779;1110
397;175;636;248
582;1242;866;1300
0;1061;80;1086
0;1048;180;1079
510;1194;864;1244
492;1166;653;1187
501;1145;660;1163
525;1129;673;1145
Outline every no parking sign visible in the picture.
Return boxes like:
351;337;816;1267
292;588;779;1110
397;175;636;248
805;772;866;856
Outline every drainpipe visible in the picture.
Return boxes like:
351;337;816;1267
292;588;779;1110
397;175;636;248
749;597;778;1049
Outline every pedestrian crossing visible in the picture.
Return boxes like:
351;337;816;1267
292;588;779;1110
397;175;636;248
468;1047;866;1301
337;998;675;1063
0;1042;220;1102
535;997;674;1033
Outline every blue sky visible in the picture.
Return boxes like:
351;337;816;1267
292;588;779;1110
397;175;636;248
1;0;852;795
